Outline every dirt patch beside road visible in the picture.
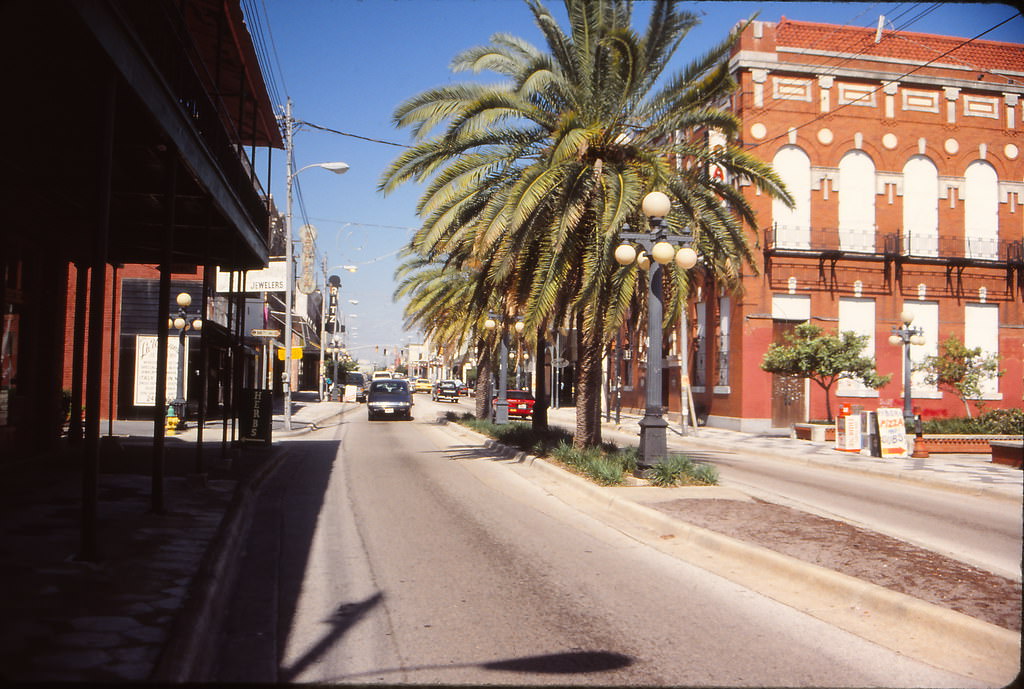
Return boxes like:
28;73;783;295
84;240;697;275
646;497;1022;632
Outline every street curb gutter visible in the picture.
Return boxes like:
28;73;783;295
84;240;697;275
151;447;293;682
460;431;1020;686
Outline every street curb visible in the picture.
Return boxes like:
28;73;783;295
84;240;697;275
151;446;293;682
447;424;1020;686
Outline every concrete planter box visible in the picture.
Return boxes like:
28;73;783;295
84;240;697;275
792;423;835;442
988;439;1023;468
917;434;1023;455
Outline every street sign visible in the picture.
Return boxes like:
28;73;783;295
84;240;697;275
277;346;304;360
251;329;281;337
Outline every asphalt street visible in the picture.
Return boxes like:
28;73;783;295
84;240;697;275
209;398;992;686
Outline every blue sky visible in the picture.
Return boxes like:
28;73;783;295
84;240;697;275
252;0;1022;368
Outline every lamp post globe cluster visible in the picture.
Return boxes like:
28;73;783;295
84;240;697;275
614;191;697;466
484;315;525;424
888;310;926;423
169;291;202;427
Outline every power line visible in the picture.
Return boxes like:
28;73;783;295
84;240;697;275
297;120;412;148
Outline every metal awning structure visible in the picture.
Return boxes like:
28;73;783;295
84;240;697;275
2;0;283;271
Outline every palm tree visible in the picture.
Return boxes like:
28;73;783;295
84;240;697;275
381;0;791;449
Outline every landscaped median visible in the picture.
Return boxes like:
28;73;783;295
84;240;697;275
440;412;1021;686
446;412;718;487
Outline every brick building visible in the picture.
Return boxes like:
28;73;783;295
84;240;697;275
618;17;1023;431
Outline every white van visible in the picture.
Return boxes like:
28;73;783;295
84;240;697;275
371;371;393;380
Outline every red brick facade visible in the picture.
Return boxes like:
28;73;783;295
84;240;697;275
619;19;1023;431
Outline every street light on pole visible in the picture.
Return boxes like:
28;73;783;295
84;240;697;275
484;315;524;424
282;98;349;430
614;191;697;466
888;310;926;423
168;292;202;429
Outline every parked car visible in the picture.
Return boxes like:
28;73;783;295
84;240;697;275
414;378;433;393
453;379;470;396
345;372;368;402
367;379;413;420
432;380;461;403
493;390;535;419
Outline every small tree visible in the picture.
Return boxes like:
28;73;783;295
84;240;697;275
761;322;890;422
916;336;1003;418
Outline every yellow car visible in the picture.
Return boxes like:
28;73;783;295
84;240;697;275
413;378;433;393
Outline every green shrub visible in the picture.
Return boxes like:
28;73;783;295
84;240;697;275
643;454;719;487
644;455;693;486
615;447;640;476
919;408;1023;436
691;463;719;486
587;457;625;486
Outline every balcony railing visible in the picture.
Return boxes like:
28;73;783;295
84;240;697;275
764;225;1020;264
116;1;272;247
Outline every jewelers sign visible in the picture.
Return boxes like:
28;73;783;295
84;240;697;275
876;407;908;458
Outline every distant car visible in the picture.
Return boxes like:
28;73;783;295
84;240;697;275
493;390;535;419
432;380;460;403
414;378;433;393
367;379;413;420
372;371;392;380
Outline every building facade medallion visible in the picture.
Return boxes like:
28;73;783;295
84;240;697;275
1005;143;1019;160
750;122;767;140
882;133;898;150
944;138;959;155
817;128;833;145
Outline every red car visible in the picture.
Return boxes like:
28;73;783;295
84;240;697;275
493;390;535;419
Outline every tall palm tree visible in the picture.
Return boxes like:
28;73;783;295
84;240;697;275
381;0;791;449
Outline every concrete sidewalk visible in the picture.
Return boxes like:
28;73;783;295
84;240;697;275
0;392;348;682
545;406;1023;502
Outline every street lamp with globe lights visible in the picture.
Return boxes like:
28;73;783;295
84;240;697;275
168;292;202;428
484;315;525;424
888;310;926;423
614;191;697;466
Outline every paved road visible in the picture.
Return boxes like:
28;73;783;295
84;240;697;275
556;415;1023;582
210;399;981;687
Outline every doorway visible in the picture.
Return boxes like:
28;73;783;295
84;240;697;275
770;320;805;428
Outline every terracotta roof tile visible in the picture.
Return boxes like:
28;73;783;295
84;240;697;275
774;17;1024;73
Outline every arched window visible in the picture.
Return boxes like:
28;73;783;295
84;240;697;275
772;146;811;249
838;150;875;252
902;156;938;257
964;161;999;259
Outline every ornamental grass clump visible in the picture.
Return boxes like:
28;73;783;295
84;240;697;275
644;454;719;487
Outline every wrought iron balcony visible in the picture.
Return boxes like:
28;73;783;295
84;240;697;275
763;224;1021;266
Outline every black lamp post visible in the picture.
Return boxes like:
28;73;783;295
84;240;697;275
484;315;524;424
169;292;202;428
888;310;926;423
614;191;697;466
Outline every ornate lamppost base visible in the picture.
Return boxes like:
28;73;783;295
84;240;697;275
638;413;668;466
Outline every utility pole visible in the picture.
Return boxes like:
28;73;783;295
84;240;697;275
283;98;296;430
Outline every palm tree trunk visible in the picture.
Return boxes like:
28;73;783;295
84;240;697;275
532;327;548;431
574;308;603;449
474;339;492;420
